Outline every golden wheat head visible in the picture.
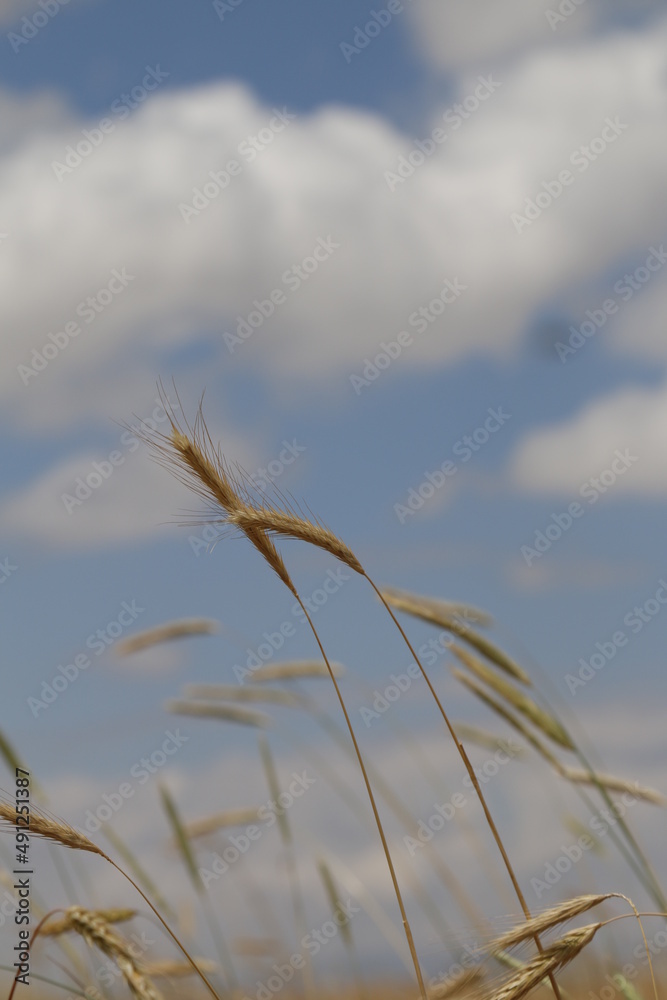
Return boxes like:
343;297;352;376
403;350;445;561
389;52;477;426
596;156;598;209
0;802;104;857
381;587;530;684
42;907;136;936
182;807;263;840
488;895;611;954
165;699;271;727
248;660;346;682
115;618;219;656
67;906;164;1000
137;384;296;594
486;924;600;1000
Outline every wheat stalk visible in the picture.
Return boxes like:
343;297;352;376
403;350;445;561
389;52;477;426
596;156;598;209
317;857;368;1000
0;729;28;777
447;614;667;909
159;784;238;993
258;736;316;1000
140;389;429;999
360;589;565;999
452;672;665;804
374;585;665;987
102;825;177;922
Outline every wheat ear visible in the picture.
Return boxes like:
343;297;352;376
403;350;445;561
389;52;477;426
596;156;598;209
450;646;572;748
42;908;136;936
380;587;529;684
63;907;164;1000
489;890;658;1000
0;803;221;1000
182;807;262;841
488;894;612;954
248;660;346;682
165;699;271;727
485;924;600;1000
115;618;218;655
134;384;297;595
184;683;308;709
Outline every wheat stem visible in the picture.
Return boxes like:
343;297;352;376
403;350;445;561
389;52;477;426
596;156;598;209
367;576;564;1000
7;910;66;1000
103;858;223;1000
295;591;428;1000
258;735;316;1000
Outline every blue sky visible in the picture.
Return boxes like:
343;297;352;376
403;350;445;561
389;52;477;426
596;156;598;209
1;0;667;988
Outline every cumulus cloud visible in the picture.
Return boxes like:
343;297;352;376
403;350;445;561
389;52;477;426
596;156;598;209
0;449;191;548
0;88;71;152
406;0;581;72
0;417;256;548
2;16;667;437
510;381;667;496
406;0;661;72
506;553;646;592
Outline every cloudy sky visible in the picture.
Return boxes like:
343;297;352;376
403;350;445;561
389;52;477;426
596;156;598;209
1;0;667;990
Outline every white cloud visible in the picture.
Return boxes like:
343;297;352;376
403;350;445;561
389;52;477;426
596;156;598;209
406;0;660;72
506;553;646;592
0;421;256;548
406;0;578;72
2;17;667;435
511;381;667;496
0;449;191;548
0;88;71;152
